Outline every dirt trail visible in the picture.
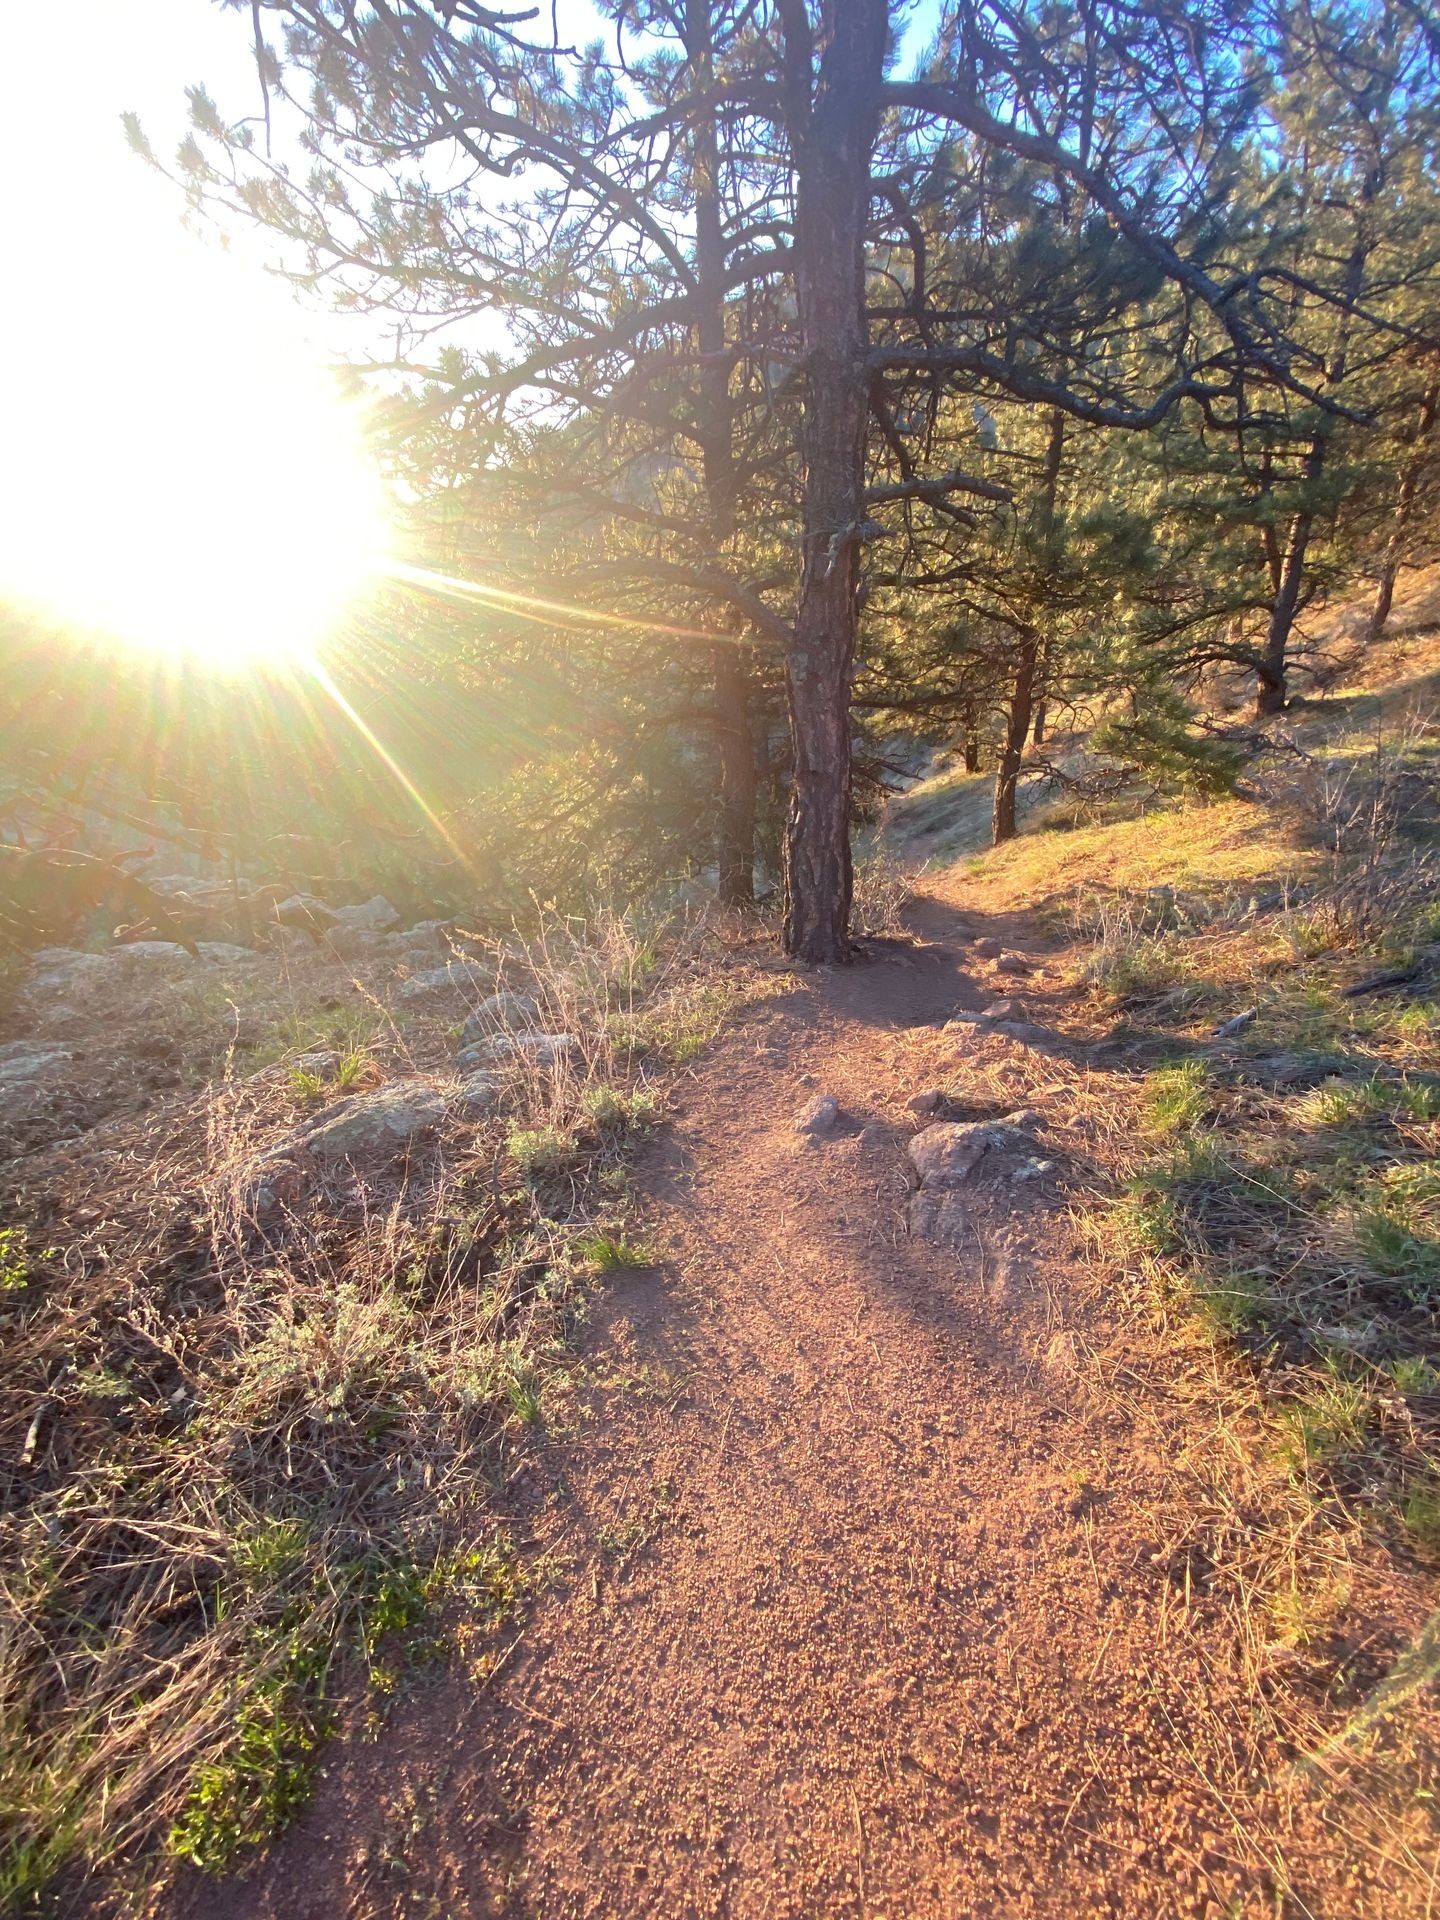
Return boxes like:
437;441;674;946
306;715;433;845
186;890;1355;1919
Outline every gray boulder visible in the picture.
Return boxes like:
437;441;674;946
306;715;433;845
908;1116;1034;1189
299;1084;446;1159
325;926;382;960
452;1071;501;1117
467;1032;575;1070
332;895;400;933
460;992;537;1044
396;958;491;1001
0;1041;71;1117
26;948;121;998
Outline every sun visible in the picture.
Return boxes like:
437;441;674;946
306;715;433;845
0;253;388;675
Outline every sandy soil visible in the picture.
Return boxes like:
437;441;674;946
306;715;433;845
172;890;1426;1919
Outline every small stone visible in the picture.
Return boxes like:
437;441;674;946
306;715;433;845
238;1151;310;1215
453;1071;501;1117
292;1050;341;1079
907;1089;945;1115
795;1094;839;1135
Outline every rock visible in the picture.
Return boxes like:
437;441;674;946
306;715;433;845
238;1151;310;1216
197;942;259;964
1012;1156;1054;1183
292;1050;342;1078
795;1094;840;1135
332;895;400;933
112;940;198;972
325;927;382;960
994;951;1032;975
453;1071;501;1117
299;1084;446;1159
396;958;491;1001
907;1089;945;1115
0;1040;71;1082
1210;1007;1258;1039
973;936;1004;959
989;1020;1054;1049
25;948;120;998
908;1118;1032;1189
459;992;537;1044
908;1188;972;1249
0;1041;71;1116
468;1032;575;1069
273;893;341;932
979;998;1021;1021
400;919;450;952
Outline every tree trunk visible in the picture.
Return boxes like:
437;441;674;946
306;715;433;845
1255;178;1376;717
1366;377;1439;648
961;697;980;773
1256;505;1314;716
780;0;887;963
1031;702;1047;747
992;630;1038;845
993;411;1062;841
688;0;757;903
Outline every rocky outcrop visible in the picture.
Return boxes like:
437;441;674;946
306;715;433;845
297;1084;447;1159
331;896;400;933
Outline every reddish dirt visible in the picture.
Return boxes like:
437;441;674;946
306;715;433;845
174;891;1423;1919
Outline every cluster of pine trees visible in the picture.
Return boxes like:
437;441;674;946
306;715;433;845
134;1;1440;956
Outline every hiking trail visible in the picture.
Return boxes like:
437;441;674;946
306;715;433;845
184;885;1359;1919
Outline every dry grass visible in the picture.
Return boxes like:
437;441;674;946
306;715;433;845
0;897;757;1912
921;684;1440;1911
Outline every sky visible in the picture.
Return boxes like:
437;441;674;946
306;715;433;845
0;1;943;663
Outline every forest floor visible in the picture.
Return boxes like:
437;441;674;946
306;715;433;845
170;878;1437;1920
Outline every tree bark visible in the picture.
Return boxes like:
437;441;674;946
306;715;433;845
961;697;981;772
1254;171;1376;717
780;0;887;963
992;630;1038;844
993;411;1063;842
1366;376;1439;648
1031;702;1047;746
